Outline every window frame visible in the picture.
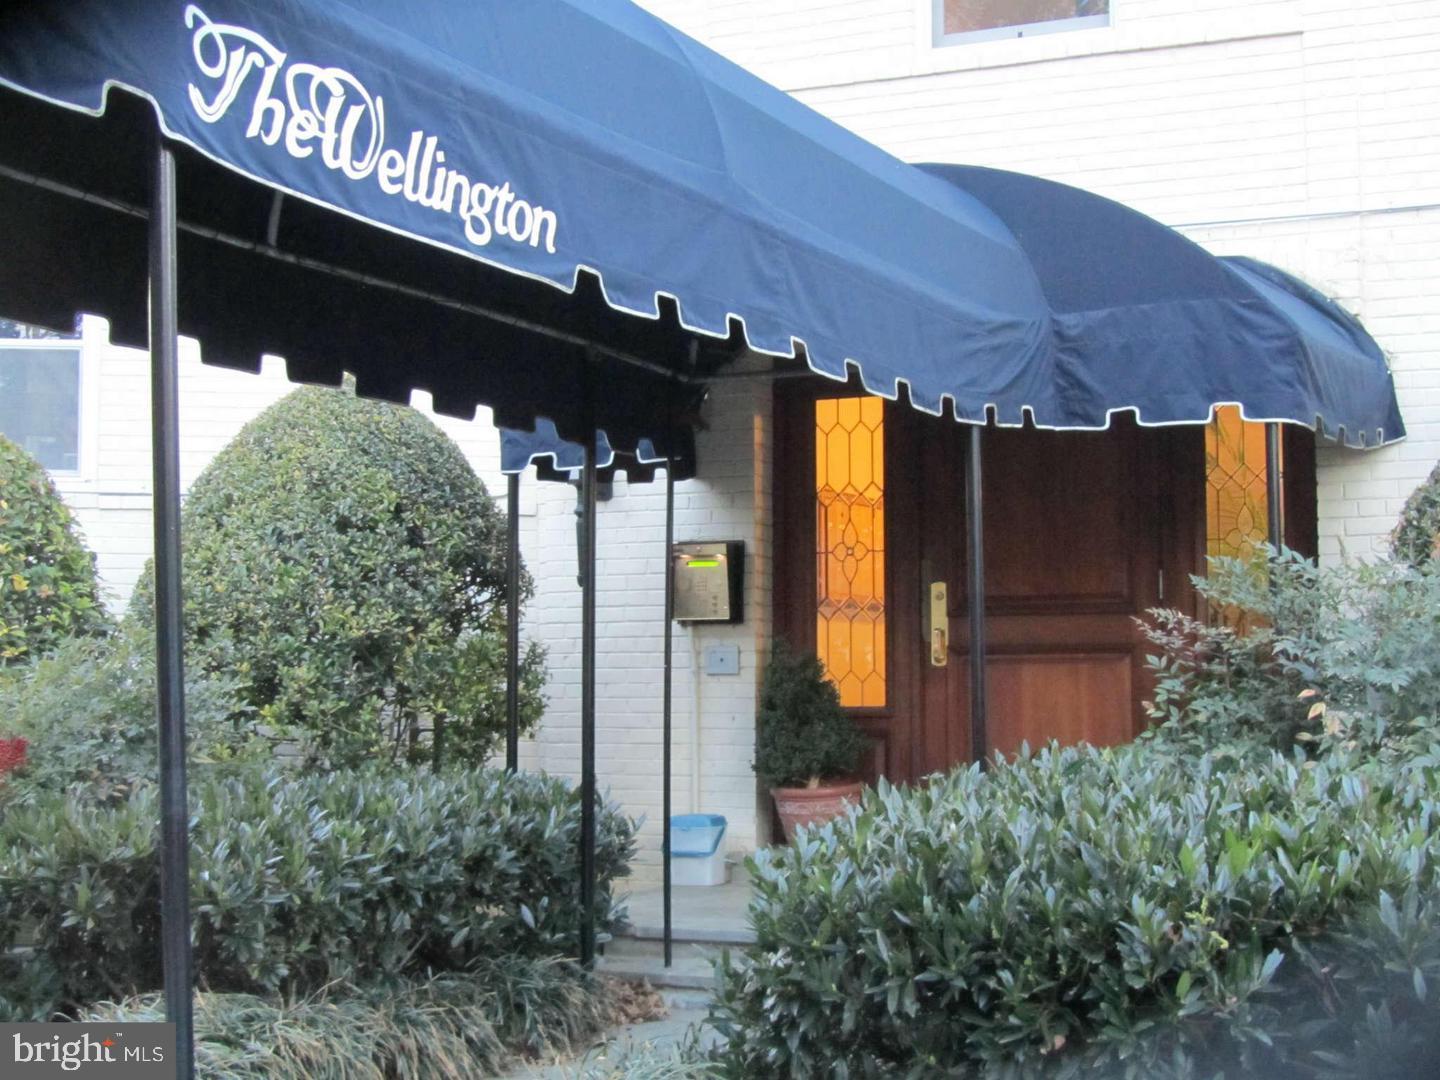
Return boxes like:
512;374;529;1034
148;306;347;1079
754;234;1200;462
932;1;1111;48
0;328;92;480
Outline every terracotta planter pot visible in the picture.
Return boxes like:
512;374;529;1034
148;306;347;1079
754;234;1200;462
771;779;864;842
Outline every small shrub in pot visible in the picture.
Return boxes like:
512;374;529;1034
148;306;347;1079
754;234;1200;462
753;640;864;840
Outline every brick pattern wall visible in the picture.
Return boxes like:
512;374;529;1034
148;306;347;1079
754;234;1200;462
514;378;773;880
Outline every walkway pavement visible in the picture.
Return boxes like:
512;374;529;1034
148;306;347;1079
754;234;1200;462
499;868;750;1077
498;1007;714;1078
618;865;755;944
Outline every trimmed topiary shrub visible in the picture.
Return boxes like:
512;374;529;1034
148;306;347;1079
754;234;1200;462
753;640;864;789
130;384;545;770
708;744;1440;1078
1394;460;1440;566
0;435;108;666
0;765;635;1018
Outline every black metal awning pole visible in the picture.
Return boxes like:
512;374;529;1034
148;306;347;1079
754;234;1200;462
662;458;675;968
578;379;599;969
1265;423;1286;553
149;134;195;1080
966;424;988;766
505;471;521;773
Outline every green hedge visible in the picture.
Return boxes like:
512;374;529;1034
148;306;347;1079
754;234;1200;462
1394;459;1440;566
0;766;635;1018
708;744;1440;1078
0;435;108;667
0;627;262;805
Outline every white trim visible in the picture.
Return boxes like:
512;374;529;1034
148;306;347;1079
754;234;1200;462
0;72;1401;454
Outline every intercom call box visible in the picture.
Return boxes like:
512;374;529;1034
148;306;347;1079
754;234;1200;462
671;541;744;624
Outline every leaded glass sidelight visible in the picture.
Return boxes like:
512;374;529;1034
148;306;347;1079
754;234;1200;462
1205;404;1271;562
815;397;887;707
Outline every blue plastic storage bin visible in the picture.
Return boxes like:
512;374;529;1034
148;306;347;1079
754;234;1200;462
670;814;728;885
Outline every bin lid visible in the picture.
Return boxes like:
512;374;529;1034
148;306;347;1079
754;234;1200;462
671;814;726;829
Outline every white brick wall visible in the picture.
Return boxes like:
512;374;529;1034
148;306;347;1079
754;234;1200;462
512;378;773;882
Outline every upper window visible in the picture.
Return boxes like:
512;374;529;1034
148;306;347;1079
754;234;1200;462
0;320;82;473
936;0;1110;46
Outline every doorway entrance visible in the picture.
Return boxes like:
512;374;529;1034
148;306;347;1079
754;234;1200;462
774;384;1316;786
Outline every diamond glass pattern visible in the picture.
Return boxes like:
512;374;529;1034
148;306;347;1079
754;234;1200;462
815;397;887;707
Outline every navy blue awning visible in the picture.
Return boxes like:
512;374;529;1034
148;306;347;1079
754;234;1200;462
920;164;1404;447
499;418;691;483
0;0;1050;452
0;5;1403;452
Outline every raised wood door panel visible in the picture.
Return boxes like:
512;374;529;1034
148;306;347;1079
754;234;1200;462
912;414;1184;775
985;652;1136;757
979;427;1137;612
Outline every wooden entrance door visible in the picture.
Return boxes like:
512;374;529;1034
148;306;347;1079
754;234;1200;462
774;384;1315;787
909;415;1200;775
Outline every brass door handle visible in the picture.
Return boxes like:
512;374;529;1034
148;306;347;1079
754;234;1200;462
929;582;948;667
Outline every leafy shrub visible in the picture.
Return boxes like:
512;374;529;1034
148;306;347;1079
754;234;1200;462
753;641;863;788
707;743;1440;1077
129;384;545;770
1139;549;1440;762
0;435;108;666
83;960;615;1079
1394;459;1440;566
0;765;635;1017
0;625;261;806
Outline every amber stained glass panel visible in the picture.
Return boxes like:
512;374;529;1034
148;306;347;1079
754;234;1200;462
1205;405;1270;562
815;397;886;707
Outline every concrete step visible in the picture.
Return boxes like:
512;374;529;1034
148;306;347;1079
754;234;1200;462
596;950;718;991
618;916;755;946
604;933;748;961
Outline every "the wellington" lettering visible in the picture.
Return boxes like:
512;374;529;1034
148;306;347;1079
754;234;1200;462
183;4;559;254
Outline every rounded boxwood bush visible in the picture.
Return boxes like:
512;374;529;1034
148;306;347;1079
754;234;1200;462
1394;460;1440;566
130;384;545;769
0;435;107;666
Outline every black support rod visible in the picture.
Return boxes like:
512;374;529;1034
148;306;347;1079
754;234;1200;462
579;431;599;968
966;424;989;766
1265;422;1286;552
505;471;521;773
662;459;676;968
148;136;195;1079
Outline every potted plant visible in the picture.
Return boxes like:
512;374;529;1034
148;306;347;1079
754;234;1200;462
754;641;866;841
